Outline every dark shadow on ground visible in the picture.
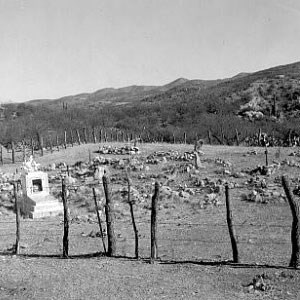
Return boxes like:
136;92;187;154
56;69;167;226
0;251;296;270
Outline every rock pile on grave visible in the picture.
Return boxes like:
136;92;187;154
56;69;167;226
98;145;139;155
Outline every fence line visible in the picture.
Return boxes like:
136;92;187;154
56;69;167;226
1;174;299;269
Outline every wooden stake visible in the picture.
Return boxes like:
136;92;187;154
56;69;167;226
11;141;15;164
235;129;240;146
92;127;97;143
56;136;59;151
0;146;3;165
225;184;239;263
49;136;53;153
127;177;139;259
265;146;269;167
207;130;212;145
282;176;300;268
31;137;34;157
92;188;107;255
62;178;70;258
151;182;159;262
40;136;44;156
13;183;20;255
64;130;67;149
76;129;81;145
70;129;74;147
183;132;187;144
102;174;116;257
22;140;26;162
83;128;87;144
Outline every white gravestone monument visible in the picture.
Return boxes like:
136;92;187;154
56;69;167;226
20;156;63;218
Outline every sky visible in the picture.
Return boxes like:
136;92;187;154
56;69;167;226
0;0;300;102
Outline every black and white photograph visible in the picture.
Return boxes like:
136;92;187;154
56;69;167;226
0;0;300;299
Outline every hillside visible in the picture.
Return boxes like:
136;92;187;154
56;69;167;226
2;61;300;146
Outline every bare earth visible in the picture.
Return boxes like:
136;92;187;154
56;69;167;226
0;143;299;300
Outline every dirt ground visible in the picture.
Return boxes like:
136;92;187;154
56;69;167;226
0;142;300;299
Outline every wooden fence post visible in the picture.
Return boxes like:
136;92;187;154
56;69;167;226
0;146;3;165
151;182;159;262
56;136;60;151
225;183;239;263
183;132;187;144
13;182;20;255
40;136;44;156
70;129;74;147
282;175;300;268
102;174;116;257
22;141;26;162
235;129;240;146
127;177;139;259
31;138;34;157
207;130;212;145
92;127;97;144
92;187;107;255
83;128;87;144
11;141;15;164
258;128;262;146
62;178;69;258
265;146;269;167
64;131;67;149
49;137;53;153
99;129;103;143
76;129;81;145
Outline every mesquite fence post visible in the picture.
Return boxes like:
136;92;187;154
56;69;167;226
151;181;159;262
22;141;26;162
102;174;116;257
235;129;240;146
92;187;107;255
207;130;212;145
64;131;67;149
225;183;239;263
70;129;74;147
11;141;15;164
49;137;53;153
0;146;3;165
92;127;97;144
76;129;81;145
61;178;70;258
265;146;269;167
282;175;300;268
13;182;20;255
127;177;139;259
40;136;44;156
31;138;34;157
55;136;59;151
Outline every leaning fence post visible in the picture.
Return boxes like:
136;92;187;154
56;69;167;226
127;176;139;259
61;178;69;258
102;174;116;257
92;187;107;255
225;183;239;263
282;175;300;268
151;181;159;262
13;182;20;255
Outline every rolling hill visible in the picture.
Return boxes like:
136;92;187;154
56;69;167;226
2;61;300;145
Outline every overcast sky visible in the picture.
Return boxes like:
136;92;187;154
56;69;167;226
0;0;300;102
